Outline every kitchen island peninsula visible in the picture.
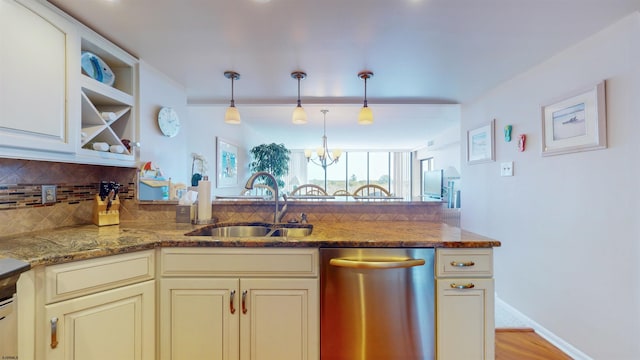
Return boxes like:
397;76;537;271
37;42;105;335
1;219;499;360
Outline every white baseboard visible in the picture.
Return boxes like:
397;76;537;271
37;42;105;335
495;296;592;360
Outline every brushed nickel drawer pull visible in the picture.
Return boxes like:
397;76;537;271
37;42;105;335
241;290;248;314
230;290;236;314
450;261;475;267
450;283;475;289
50;317;59;349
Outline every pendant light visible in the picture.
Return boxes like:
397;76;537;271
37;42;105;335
358;71;374;125
224;71;241;124
291;71;308;124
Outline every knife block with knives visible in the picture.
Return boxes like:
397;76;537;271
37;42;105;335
93;181;121;226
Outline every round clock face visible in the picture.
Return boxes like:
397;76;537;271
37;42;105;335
158;107;180;137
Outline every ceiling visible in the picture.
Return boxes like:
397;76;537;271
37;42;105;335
48;0;639;150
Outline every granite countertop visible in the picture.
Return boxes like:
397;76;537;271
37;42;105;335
0;220;501;268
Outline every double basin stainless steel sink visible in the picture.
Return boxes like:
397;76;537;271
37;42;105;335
185;222;313;238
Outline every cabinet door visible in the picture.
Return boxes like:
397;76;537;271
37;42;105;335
44;280;154;360
240;278;319;360
159;278;240;360
0;0;78;155
436;278;494;360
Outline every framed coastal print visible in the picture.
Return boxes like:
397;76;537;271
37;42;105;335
467;119;495;164
216;137;238;188
541;81;606;156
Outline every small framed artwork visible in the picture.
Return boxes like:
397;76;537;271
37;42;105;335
541;81;606;156
216;137;238;188
467;119;495;164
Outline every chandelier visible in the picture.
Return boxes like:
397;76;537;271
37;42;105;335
304;109;342;169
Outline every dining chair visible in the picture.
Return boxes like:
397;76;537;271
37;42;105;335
352;184;391;197
291;184;328;196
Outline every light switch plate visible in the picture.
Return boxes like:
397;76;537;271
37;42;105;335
42;185;57;204
501;162;514;177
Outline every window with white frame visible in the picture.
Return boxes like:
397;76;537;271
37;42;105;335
284;151;412;198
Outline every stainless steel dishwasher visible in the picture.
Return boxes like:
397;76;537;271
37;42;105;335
320;248;435;360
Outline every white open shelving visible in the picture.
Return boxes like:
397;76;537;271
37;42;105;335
77;36;138;164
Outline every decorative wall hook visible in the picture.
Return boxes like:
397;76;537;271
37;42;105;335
518;134;526;152
504;125;513;142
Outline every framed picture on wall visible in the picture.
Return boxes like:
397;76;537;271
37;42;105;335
541;81;606;156
216;137;238;188
467;119;495;164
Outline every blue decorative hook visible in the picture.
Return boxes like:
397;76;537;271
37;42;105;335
504;125;513;142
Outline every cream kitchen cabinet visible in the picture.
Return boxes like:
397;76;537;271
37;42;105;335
435;248;495;360
0;0;138;167
159;248;319;360
17;250;155;360
0;0;79;158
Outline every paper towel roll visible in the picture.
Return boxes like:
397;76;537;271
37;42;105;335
197;177;212;221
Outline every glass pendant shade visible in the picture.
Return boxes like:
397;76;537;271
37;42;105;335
225;105;241;124
358;106;373;125
292;105;308;125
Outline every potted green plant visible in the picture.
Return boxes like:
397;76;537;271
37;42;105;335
249;143;291;189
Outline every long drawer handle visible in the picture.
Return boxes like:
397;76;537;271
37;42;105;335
230;290;236;314
450;261;475;267
330;258;425;269
450;283;475;289
50;317;59;349
241;290;248;314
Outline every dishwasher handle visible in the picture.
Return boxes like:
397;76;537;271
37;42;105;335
329;258;425;269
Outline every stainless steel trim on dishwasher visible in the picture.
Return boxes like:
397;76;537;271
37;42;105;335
321;248;435;360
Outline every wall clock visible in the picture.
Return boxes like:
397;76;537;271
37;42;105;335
157;107;180;137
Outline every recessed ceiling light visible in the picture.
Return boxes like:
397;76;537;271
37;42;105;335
253;0;271;3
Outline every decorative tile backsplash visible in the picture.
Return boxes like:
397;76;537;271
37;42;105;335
0;159;136;236
0;159;458;238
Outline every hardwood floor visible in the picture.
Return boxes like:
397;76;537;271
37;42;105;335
495;328;573;360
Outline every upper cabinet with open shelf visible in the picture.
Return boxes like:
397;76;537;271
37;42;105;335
0;0;139;167
77;29;139;165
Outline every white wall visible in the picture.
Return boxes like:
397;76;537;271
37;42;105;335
461;13;640;359
185;105;247;197
138;61;189;185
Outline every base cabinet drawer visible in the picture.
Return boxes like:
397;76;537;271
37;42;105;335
45;250;155;304
436;248;493;278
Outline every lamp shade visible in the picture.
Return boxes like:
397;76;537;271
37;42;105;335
358;106;373;125
224;106;241;124
292;106;308;125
